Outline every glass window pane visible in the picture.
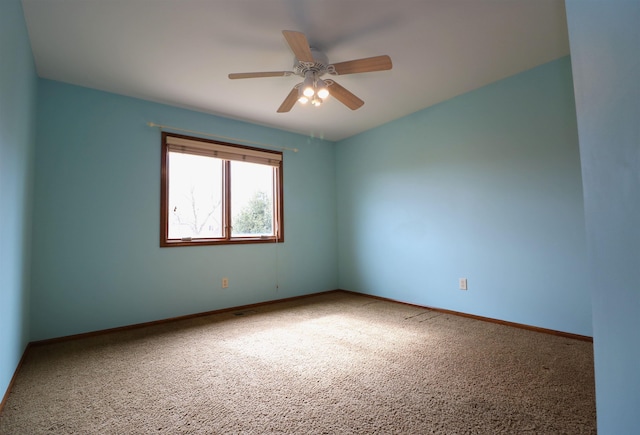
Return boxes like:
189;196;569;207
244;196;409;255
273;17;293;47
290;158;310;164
230;161;275;237
168;152;223;239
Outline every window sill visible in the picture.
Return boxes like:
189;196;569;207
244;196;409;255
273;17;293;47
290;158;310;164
161;237;283;247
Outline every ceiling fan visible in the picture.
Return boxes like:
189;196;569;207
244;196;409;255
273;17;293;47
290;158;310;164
228;30;392;113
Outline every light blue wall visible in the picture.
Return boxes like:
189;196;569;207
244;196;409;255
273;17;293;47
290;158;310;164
336;56;591;336
566;2;640;432
0;0;37;400
31;80;338;340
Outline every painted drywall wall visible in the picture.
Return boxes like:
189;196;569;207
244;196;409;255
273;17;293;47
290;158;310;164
0;0;37;401
566;2;640;432
30;80;338;341
336;56;591;336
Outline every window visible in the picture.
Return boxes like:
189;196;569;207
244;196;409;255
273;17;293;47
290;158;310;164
161;132;283;246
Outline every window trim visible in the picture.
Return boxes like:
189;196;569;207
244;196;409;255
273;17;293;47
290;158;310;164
160;132;284;247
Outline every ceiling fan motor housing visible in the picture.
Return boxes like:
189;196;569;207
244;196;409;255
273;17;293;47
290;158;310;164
293;48;331;78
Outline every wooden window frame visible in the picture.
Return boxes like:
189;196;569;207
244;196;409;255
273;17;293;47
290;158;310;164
160;132;284;247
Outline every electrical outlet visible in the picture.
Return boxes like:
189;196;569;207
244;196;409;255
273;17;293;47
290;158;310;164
222;277;229;289
459;278;468;290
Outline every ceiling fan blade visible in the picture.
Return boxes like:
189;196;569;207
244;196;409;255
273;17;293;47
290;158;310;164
277;87;299;113
229;71;292;79
331;55;392;75
282;30;314;63
327;80;364;110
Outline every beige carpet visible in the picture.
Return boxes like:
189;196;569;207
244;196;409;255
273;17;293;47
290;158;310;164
0;291;596;434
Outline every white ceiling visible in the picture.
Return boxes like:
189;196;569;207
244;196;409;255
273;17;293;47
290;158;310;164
21;0;569;142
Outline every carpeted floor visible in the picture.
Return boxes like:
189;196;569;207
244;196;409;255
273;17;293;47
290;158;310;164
0;291;596;434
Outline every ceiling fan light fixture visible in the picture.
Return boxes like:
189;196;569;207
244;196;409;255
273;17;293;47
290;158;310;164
316;78;329;99
297;84;309;104
302;72;315;98
311;95;323;107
